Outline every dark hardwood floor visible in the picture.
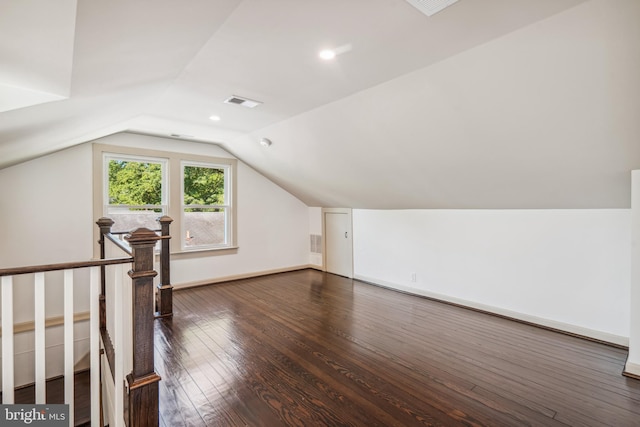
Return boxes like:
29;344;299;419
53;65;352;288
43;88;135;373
154;269;640;426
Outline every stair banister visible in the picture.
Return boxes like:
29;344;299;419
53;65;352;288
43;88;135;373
0;257;132;426
155;216;173;318
97;217;115;333
0;216;170;426
124;228;162;427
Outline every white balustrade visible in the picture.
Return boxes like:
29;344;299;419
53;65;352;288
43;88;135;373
0;265;103;427
34;272;46;403
2;275;14;404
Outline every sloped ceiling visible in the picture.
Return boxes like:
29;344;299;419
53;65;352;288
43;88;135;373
1;0;638;208
0;0;76;112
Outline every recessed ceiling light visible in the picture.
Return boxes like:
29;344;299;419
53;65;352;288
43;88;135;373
319;49;336;60
209;115;221;121
319;44;352;61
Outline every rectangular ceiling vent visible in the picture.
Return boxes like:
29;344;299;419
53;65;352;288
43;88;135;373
405;0;460;17
224;95;262;108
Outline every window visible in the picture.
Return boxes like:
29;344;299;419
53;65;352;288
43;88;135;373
104;154;168;233
94;143;237;255
182;162;231;249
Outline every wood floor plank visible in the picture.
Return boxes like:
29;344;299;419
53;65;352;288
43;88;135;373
155;270;640;426
214;285;524;426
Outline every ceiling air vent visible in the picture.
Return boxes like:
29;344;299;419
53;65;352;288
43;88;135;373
224;95;263;108
405;0;460;17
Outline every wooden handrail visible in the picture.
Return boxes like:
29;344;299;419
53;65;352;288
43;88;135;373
105;233;133;256
0;257;133;277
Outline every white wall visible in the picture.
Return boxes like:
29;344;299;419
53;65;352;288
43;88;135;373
0;144;93;386
353;209;630;345
0;143;94;268
0;132;311;282
0;132;311;385
171;160;310;285
0;143;93;320
627;171;640;375
96;133;311;286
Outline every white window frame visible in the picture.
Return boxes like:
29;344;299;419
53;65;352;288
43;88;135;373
103;153;169;231
93;143;237;257
180;160;232;250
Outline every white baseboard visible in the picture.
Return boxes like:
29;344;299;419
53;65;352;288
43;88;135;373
174;264;322;290
173;269;628;347
624;361;640;378
354;274;629;348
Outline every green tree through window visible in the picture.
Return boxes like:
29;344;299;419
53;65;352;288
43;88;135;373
108;160;162;206
182;163;229;248
183;165;225;210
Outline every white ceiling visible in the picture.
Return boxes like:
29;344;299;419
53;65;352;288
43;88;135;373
0;0;76;112
1;0;638;208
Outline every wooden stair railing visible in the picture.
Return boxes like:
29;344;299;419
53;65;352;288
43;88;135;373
0;255;132;426
97;216;173;319
155;216;173;318
125;229;162;427
97;216;172;427
0;216;172;427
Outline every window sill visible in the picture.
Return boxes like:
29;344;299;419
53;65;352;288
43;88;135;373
164;246;239;259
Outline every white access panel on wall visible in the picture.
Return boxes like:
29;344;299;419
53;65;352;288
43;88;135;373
323;208;353;278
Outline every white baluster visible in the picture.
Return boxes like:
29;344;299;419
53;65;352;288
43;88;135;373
90;267;100;427
1;276;14;403
114;263;124;427
34;272;46;403
64;269;74;426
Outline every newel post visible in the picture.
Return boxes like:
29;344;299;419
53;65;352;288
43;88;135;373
96;217;114;330
125;228;161;427
156;216;173;318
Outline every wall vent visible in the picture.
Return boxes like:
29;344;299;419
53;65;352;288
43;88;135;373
310;234;322;254
405;0;460;17
224;95;262;108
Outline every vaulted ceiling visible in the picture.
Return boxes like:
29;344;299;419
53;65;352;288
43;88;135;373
1;0;638;208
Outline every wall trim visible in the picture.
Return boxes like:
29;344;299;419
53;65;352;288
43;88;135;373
0;311;90;336
624;361;640;379
173;265;322;290
173;268;629;348
355;274;629;348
